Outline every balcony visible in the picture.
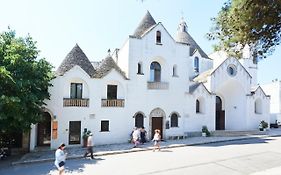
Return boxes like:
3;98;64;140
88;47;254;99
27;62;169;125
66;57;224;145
147;81;169;90
63;98;89;107
101;99;125;107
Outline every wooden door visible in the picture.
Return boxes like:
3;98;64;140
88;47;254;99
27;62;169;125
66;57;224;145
37;112;51;146
151;117;163;139
216;111;225;130
216;96;225;130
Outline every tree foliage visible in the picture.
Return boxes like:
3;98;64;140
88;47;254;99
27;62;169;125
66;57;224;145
0;29;54;133
208;0;281;60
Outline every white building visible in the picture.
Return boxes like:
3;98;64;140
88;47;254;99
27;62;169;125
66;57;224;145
29;11;270;150
261;80;281;124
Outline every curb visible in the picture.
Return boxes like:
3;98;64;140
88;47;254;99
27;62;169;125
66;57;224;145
11;134;281;166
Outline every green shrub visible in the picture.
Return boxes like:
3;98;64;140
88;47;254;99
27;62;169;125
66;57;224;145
202;126;211;137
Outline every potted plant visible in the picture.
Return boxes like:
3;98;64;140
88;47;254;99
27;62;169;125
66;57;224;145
259;120;268;131
202;125;210;137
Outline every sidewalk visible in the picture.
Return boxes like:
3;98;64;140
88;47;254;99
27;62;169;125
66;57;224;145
10;128;281;165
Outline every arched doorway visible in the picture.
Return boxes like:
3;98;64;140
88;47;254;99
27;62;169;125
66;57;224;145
37;112;51;146
149;108;165;139
216;96;225;130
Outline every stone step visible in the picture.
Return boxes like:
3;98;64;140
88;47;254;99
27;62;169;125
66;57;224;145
211;130;263;137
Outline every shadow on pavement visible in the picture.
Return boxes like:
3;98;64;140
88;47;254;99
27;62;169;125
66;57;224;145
65;157;105;174
195;137;275;147
0;157;104;175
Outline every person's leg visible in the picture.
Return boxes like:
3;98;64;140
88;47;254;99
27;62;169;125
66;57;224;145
90;147;94;159
84;147;89;157
58;167;64;175
133;140;137;148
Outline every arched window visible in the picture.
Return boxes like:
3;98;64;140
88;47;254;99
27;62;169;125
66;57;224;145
156;31;161;43
172;65;177;77
137;62;143;74
194;57;199;73
170;113;178;127
135;113;144;128
196;99;200;113
150;61;161;82
255;98;262;114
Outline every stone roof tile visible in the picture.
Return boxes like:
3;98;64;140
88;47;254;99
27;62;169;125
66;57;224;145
56;44;95;77
133;11;156;37
94;56;127;79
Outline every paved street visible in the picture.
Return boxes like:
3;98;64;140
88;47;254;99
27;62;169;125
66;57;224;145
1;136;281;175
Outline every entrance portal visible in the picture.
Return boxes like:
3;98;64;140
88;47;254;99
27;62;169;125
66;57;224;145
37;112;51;146
151;117;163;139
216;96;225;130
150;108;165;140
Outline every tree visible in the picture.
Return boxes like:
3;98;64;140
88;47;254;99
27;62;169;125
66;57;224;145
207;0;281;60
0;29;54;133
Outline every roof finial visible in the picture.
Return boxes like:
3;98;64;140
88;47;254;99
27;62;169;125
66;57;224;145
181;10;184;21
107;49;111;56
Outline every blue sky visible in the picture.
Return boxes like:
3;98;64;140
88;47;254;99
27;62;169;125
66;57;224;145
0;0;280;84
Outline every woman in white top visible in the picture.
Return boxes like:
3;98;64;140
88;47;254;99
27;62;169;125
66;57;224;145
132;127;140;148
54;143;67;175
153;129;161;151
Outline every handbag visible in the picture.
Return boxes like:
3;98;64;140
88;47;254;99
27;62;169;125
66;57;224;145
59;161;65;167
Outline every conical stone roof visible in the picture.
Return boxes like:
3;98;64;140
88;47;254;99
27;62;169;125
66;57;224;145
56;44;95;77
133;11;156;37
176;20;209;58
94;56;126;79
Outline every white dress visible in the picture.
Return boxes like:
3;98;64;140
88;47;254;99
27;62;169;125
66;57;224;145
54;149;66;170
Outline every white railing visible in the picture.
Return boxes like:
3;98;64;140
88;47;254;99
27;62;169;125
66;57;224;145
101;99;125;107
63;98;89;107
147;81;169;90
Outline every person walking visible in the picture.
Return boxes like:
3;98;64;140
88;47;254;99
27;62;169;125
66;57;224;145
132;127;140;148
140;127;147;144
84;132;94;159
54;143;67;175
153;129;161;152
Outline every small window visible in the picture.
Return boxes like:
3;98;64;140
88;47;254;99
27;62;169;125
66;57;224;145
173;65;178;77
69;121;81;144
194;57;199;73
107;85;117;99
227;65;237;76
137;62;143;74
171;113;178;127
183;25;186;32
135;113;144;128
101;120;109;132
156;31;161;43
196;99;200;113
70;83;82;99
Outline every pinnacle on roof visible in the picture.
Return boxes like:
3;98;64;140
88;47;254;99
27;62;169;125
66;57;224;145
175;19;209;59
133;11;157;37
56;44;95;77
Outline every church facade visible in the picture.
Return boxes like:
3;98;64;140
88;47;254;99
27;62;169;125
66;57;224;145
29;11;270;150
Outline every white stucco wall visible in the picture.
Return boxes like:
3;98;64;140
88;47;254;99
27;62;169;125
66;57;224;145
261;81;281;123
30;18;270;150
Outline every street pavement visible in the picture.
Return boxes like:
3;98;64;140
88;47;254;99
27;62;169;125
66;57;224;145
1;128;281;175
13;129;281;165
1;135;281;174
